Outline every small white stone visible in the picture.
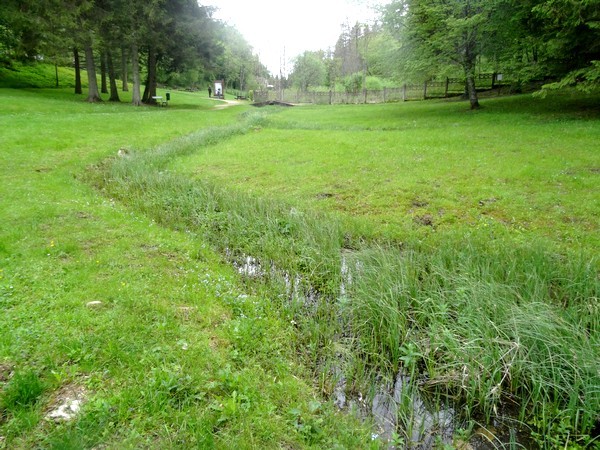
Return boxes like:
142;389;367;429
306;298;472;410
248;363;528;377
86;301;103;307
47;399;82;422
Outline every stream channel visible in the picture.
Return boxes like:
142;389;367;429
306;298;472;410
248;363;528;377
228;250;534;449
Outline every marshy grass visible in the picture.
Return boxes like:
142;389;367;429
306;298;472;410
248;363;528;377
1;369;45;411
100;115;347;296
344;238;598;437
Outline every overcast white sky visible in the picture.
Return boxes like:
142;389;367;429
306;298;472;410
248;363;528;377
207;0;387;75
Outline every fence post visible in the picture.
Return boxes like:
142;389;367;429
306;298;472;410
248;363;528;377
444;77;449;97
402;84;407;101
423;80;428;100
383;87;387;103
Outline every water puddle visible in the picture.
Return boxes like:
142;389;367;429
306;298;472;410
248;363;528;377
228;249;322;308
371;373;455;447
232;254;263;277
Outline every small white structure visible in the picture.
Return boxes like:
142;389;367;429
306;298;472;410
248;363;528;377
214;80;224;98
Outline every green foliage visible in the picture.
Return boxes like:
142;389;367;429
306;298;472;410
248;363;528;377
291;51;327;92
529;405;597;449
384;0;497;107
213;25;268;91
286;400;326;445
365;31;402;81
0;0;264;101
165;68;201;88
376;0;600;95
0;24;18;64
365;76;384;90
539;60;600;93
0;0;43;61
532;0;600;77
343;72;364;93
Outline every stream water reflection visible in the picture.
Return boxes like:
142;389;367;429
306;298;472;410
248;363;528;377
227;249;532;448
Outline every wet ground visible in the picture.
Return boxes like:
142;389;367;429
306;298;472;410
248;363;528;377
230;250;536;448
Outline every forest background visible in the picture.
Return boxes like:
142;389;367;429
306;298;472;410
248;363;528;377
1;0;599;108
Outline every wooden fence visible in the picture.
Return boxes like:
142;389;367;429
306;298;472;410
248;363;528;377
254;73;507;105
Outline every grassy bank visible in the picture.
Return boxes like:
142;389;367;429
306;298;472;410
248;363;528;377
0;87;376;448
0;61;81;89
98;93;599;447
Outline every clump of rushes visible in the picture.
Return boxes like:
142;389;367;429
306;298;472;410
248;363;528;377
93;109;599;447
344;233;599;444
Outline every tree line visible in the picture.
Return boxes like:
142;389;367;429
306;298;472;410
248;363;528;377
288;0;599;109
0;0;269;104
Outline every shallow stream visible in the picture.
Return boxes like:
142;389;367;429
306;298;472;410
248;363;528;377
229;250;534;449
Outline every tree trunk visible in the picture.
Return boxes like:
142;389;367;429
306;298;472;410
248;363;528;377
121;47;129;92
465;72;479;109
54;63;59;88
74;48;82;94
131;43;141;106
462;0;480;110
463;41;480;110
107;49;120;102
100;51;108;94
142;49;157;104
84;43;101;102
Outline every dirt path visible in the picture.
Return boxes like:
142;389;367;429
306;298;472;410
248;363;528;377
212;98;244;109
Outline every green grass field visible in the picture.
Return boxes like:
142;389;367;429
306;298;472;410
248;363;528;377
0;86;377;448
1;65;599;448
171;95;599;250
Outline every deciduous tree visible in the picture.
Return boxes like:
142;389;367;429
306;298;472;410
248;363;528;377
290;51;326;92
385;0;502;109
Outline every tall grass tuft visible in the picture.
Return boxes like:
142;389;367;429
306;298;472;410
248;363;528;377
1;369;45;411
344;231;599;443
